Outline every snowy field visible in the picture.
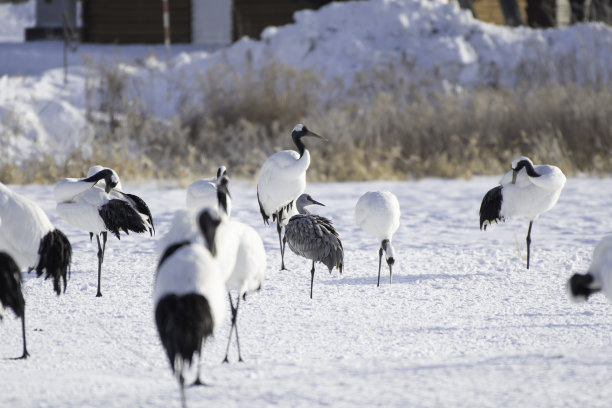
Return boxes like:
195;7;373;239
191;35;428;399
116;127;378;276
1;177;612;407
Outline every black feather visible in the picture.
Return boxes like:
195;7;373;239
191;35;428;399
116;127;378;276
568;273;597;299
99;199;149;239
0;252;25;319
158;241;190;270
121;192;155;236
35;229;72;295
479;185;504;230
155;294;214;373
257;189;269;225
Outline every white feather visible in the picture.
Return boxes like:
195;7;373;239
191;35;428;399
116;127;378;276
224;221;267;296
355;190;401;242
257;149;310;225
0;183;54;270
588;236;612;302
499;164;566;221
154;243;226;332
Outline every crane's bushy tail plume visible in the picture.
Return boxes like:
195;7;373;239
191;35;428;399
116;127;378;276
0;252;25;319
121;192;155;236
479;185;504;230
100;199;149;239
155;294;214;373
35;229;72;295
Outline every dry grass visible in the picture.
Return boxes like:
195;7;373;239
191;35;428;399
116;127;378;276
1;60;611;185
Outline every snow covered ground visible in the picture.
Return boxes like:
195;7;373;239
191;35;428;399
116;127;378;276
1;176;611;407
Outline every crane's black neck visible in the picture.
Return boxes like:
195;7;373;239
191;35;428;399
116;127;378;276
198;211;220;257
514;160;541;177
217;190;229;215
293;134;306;158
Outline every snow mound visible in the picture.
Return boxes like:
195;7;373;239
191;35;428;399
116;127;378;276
2;0;612;165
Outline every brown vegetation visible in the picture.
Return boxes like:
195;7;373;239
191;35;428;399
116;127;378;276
1;60;611;184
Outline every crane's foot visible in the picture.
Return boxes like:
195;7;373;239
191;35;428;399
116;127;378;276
190;377;210;387
11;351;29;360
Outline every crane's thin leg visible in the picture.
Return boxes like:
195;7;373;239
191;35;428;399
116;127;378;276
389;263;393;284
177;360;187;408
526;221;533;270
233;296;243;362
223;293;237;363
310;260;315;299
191;349;209;387
377;247;383;287
96;235;103;297
277;222;286;270
14;313;29;360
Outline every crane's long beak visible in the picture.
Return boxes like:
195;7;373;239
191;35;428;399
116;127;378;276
304;130;328;142
310;198;325;207
511;169;517;184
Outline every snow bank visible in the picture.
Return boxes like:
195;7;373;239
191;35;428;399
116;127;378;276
1;0;612;164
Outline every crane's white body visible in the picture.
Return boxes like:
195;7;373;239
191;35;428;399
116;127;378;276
257;149;309;226
224;221;266;296
55;182;110;234
499;164;566;221
0;182;54;270
355;190;400;243
585;236;612;302
213;214;266;295
154;236;226;333
186;168;232;216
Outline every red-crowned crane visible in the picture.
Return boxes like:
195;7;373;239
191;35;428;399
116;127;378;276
186;166;231;216
257;124;326;270
479;156;566;269
54;166;154;297
568;236;612;303
355;190;400;286
212;176;267;363
154;209;226;406
0;182;72;359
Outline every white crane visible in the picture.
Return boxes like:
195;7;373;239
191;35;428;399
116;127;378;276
283;194;343;299
479;156;566;269
257;124;327;270
54;166;154;297
154;209;226;406
0;183;73;358
568;236;612;303
213;176;266;363
355;190;400;286
186;166;231;216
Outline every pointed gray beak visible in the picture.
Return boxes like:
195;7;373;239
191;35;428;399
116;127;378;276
310;198;325;207
511;169;517;184
305;130;328;142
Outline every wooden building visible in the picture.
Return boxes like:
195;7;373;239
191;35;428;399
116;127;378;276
79;0;337;45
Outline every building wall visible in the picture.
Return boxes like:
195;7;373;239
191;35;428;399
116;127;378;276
473;0;529;24
82;0;191;43
233;0;337;40
192;0;232;45
36;0;76;27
